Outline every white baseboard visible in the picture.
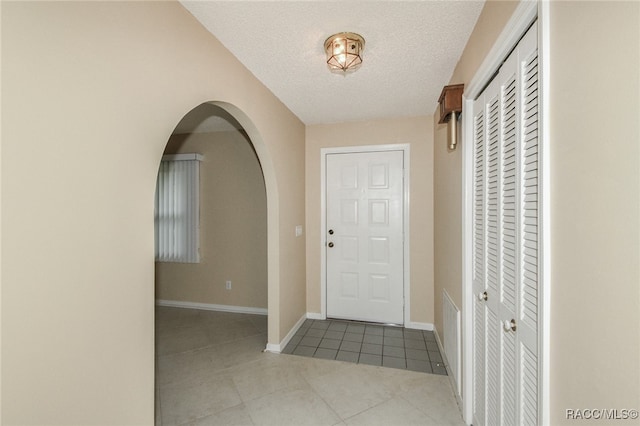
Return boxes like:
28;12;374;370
265;342;281;353
433;328;450;373
433;327;464;408
265;313;307;354
306;312;326;320
155;299;267;315
405;321;434;331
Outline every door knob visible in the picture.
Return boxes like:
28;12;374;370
478;291;488;301
328;242;334;248
328;229;334;235
503;319;516;332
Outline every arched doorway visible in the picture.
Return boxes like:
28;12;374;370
152;102;281;424
154;101;279;347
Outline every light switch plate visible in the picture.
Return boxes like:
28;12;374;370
295;225;303;237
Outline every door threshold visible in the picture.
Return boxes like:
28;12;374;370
326;317;404;328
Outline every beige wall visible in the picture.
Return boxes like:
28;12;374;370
433;0;640;423
549;2;639;423
432;0;518;406
156;129;267;309
433;0;519;340
1;1;305;424
306;116;434;325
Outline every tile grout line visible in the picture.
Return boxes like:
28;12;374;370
284;319;448;375
298;369;346;424
339;392;396;423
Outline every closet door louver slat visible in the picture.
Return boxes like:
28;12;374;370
472;108;487;426
519;35;540;425
501;72;518;426
486;95;501;297
522;51;540;332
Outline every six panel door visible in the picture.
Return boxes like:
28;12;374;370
326;150;404;324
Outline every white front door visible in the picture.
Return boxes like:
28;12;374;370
325;150;404;324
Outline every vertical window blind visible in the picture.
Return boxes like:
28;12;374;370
154;153;203;263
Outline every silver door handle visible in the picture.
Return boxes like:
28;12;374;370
503;319;516;332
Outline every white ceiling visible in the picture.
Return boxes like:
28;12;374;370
180;1;484;125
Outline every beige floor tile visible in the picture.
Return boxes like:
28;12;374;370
375;364;449;395
285;353;352;382
155;307;202;329
212;334;269;370
248;316;268;334
230;356;309;402
156;345;218;387
245;387;340;426
206;320;264;345
160;374;242;426
156;325;211;356
306;364;394;419
221;350;283;376
155;386;162;426
344;396;433;425
185;403;254;426
399;380;464;425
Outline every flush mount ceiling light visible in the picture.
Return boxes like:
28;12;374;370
324;32;365;74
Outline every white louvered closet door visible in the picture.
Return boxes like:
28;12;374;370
472;21;539;426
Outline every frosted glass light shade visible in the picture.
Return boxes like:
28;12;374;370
324;32;365;74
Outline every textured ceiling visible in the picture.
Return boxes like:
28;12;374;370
180;1;484;125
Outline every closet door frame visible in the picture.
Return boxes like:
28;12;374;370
461;2;550;425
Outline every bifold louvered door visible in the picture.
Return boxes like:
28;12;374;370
472;21;539;426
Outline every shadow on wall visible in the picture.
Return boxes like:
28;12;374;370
154;103;268;313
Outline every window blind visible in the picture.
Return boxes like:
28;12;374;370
154;153;202;263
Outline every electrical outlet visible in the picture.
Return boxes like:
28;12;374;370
225;280;232;290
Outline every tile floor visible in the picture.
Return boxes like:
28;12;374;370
282;319;448;375
155;306;464;425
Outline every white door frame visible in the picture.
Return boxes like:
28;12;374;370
461;1;550;425
320;144;411;326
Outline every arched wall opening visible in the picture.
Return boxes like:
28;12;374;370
154;101;279;346
2;2;306;423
